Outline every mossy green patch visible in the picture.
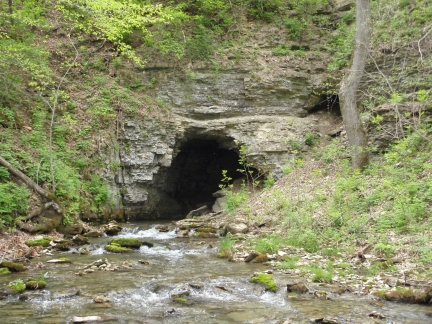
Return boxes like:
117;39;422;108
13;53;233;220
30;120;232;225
25;237;53;247
1;261;25;272
0;267;11;275
26;279;47;290
105;243;133;253
173;297;188;303
249;273;277;292
109;238;142;249
7;279;26;293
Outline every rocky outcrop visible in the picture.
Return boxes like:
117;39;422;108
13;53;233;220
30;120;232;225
109;2;391;220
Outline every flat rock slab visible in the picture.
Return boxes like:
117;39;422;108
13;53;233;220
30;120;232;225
72;315;116;323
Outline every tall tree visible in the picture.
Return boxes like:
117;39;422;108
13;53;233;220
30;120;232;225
339;0;371;170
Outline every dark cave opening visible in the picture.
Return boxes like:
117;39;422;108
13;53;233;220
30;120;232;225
308;94;341;115
163;139;245;217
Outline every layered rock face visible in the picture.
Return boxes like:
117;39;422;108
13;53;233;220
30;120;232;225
111;15;348;220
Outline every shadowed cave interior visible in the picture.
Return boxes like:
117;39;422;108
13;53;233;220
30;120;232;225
162;139;247;217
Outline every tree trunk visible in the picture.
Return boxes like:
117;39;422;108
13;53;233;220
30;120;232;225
8;0;14;25
0;155;63;215
339;0;371;170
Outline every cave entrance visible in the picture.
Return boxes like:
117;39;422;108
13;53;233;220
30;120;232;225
164;138;244;217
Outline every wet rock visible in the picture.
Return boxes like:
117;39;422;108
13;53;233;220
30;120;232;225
186;205;211;218
19;294;29;301
164;308;177;317
72;234;90;245
287;282;308;294
368;311;385;319
138;260;150;265
226;222;248;235
72;315;116;323
244;251;268;263
51;239;72;251
78;244;99;255
170;288;191;298
94;296;111;303
52;289;80;300
189;282;204;289
102;221;122;236
142;241;154;248
313;290;329;300
84;259;108;269
155;225;169;232
196;231;219;238
83;230;103;238
311;317;341;324
46;257;72;264
109;238;142;249
379;287;432;304
177;229;189;237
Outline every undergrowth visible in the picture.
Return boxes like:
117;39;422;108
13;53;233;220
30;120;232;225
245;124;432;264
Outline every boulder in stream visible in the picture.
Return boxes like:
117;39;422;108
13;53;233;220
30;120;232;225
25;279;46;290
72;315;117;323
109;238;142;249
104;243;132;253
72;234;90;245
249;273;277;292
46;257;72;264
102;221;122;236
83;230;103;238
0;261;25;272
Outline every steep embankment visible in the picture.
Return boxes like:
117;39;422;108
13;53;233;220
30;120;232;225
1;0;432;233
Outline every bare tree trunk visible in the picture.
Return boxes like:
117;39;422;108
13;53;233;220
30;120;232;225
339;0;371;170
8;0;14;25
0;155;63;215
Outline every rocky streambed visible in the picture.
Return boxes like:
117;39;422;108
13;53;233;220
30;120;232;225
0;221;431;323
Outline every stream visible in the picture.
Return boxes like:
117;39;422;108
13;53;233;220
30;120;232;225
0;221;431;323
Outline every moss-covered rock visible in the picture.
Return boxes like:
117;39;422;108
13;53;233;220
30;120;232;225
26;279;47;290
109;238;142;249
1;261;25;272
374;287;432;304
249;273;277;292
0;267;11;275
25;237;53;247
104;243;132;253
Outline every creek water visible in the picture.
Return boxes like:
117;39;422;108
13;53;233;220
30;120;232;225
0;221;431;323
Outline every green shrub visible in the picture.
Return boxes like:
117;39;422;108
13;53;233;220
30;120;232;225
218;236;236;258
246;0;283;22
224;189;249;213
0;181;30;226
284;17;306;40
